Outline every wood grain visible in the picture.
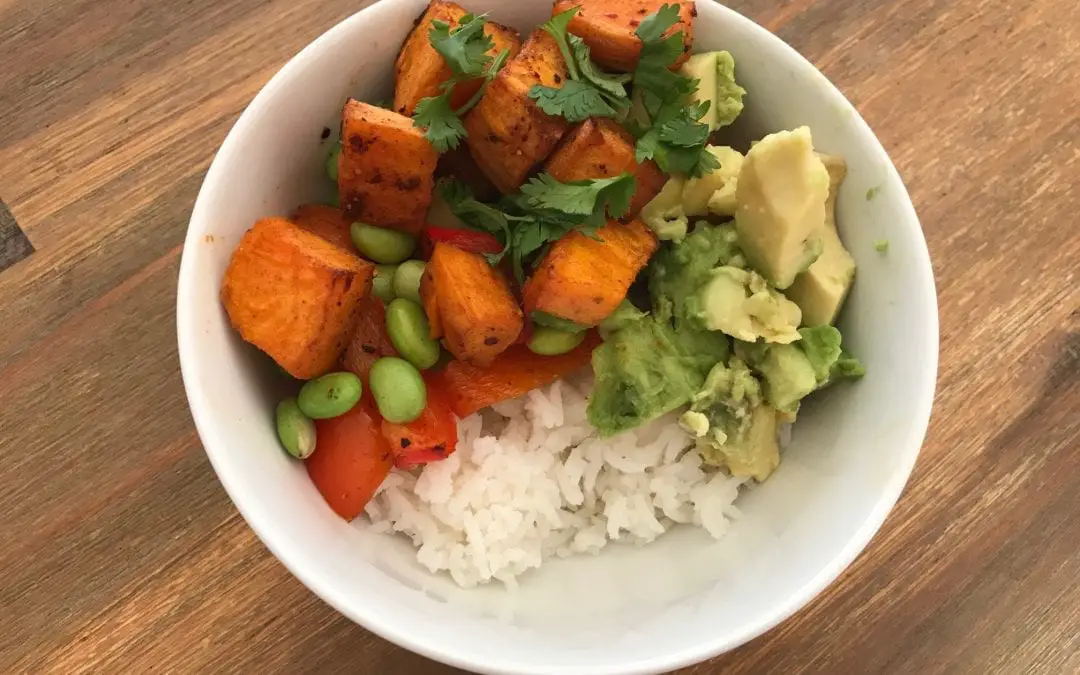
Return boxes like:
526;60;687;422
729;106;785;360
1;0;1077;673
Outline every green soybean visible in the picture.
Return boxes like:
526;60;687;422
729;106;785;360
531;310;589;333
528;326;586;356
372;264;397;303
297;372;363;419
385;298;441;369
326;144;341;182
369;357;427;423
276;398;317;459
392;260;426;304
350;222;416;264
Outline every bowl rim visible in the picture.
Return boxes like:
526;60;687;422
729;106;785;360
177;1;939;673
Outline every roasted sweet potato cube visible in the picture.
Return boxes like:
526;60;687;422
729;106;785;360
221;218;374;379
418;266;443;340
342;295;398;380
523;218;657;325
464;30;571;194
292;204;355;252
551;0;695;72
338;99;438;234
545;118;667;217
394;1;522;116
427;242;523;365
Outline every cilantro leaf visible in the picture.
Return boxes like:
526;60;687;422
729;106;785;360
429;13;494;79
439;180;520;263
519;173;636;227
658;101;712;147
414;17;511;153
539;7;582;80
630;6;722;178
529;80;623;123
570;35;631;98
413;89;467;152
534;8;630;123
635;3;681;43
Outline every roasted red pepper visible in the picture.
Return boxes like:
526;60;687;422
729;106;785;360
380;378;459;469
425;225;503;255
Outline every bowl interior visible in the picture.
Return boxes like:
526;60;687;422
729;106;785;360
177;1;937;673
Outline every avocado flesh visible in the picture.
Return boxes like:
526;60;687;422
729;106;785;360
735;127;830;289
786;153;857;326
678;51;746;131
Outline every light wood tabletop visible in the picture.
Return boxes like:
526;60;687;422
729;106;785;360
1;0;1078;672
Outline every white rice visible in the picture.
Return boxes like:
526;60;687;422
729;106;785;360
364;377;747;588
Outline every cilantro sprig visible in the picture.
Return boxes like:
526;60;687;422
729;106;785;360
526;8;631;123
628;5;720;177
441;173;637;280
413;14;510;152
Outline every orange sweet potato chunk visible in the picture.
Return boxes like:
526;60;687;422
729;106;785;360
418;266;443;340
523;218;657;326
338;99;438;235
545;118;667;217
221;218;374;379
463;30;571;194
291;204;354;252
394;1;522;116
551;0;695;72
427;242;523;365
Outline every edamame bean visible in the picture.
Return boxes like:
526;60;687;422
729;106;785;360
392;260;426;304
528;326;586;356
276;398;317;459
372;264;397;303
297;371;363;419
326;144;341;182
350;222;416;264
385;298;441;369
369;357;427;423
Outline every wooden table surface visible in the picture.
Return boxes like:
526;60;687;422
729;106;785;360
2;0;1078;672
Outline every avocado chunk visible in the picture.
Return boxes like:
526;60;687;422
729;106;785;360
587;315;728;436
682;146;744;216
690;359;780;481
641;176;689;241
693;266;802;343
649;222;742;329
735;127;830;289
786;153;857;325
756;343;818;413
796;325;843;383
679;51;746;131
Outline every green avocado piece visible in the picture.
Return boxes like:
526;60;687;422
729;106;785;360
649;222;742;328
641;177;689;241
587;315;725;436
756;343;818;413
693;266;803;343
531;310;590;333
690;359;780;481
683;146;744;216
797;325;843;383
598;300;647;335
735;127;830;289
678;51;746;131
786;154;857;326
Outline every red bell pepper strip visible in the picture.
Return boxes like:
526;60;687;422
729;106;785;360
425;225;503;255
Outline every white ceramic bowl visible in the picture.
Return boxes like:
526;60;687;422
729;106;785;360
177;1;938;672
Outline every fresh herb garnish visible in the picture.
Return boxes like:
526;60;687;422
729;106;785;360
629;5;719;177
440;173;637;280
526;8;631;123
413;14;510;152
